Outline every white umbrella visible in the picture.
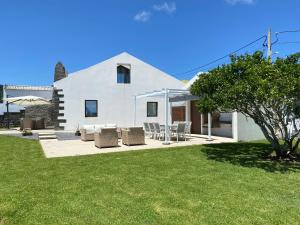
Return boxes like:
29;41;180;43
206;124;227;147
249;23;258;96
4;96;50;128
5;96;50;106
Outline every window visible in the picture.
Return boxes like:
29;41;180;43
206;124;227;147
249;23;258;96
147;102;158;117
85;100;98;117
117;65;130;83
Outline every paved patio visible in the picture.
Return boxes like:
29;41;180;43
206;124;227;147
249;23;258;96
0;129;236;158
40;135;235;158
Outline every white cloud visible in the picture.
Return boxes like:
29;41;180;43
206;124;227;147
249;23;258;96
153;2;176;14
225;0;255;5
134;11;151;22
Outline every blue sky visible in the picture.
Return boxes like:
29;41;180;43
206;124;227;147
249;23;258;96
0;0;300;85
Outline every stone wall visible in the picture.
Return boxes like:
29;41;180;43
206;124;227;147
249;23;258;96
52;89;61;129
25;104;54;127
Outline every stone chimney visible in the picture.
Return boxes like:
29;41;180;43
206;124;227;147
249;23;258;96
54;62;67;82
52;62;67;129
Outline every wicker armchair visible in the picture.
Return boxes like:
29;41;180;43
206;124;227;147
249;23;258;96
80;125;95;141
80;124;117;141
94;128;119;148
80;125;104;141
33;118;45;130
20;118;34;130
121;127;145;146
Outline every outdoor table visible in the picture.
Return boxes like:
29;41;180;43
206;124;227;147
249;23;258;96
160;124;178;134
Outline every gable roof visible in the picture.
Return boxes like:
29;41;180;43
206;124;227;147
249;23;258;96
54;52;182;85
185;72;205;89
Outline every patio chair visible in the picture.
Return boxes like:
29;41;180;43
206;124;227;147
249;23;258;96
184;121;192;138
143;122;151;137
20;118;34;130
153;122;164;140
173;122;186;142
170;122;179;136
94;128;119;148
33;118;45;130
121;127;145;146
148;123;156;138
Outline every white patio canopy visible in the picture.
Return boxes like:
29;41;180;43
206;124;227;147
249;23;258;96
4;95;50;128
5;96;50;106
134;88;212;144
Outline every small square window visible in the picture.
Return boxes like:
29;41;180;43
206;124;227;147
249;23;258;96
117;65;130;84
85;100;98;117
147;102;158;117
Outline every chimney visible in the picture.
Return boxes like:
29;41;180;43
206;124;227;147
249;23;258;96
54;62;67;82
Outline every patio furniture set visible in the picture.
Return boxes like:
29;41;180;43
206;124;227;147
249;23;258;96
20;117;46;130
143;121;192;142
80;124;145;148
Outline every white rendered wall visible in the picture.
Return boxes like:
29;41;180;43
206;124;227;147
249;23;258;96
202;125;232;138
54;52;184;131
233;112;265;141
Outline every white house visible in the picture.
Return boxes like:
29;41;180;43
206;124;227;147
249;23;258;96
53;53;265;142
54;52;185;131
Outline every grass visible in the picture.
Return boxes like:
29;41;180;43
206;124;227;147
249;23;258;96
0;135;300;225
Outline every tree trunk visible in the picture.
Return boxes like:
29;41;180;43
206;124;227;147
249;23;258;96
249;113;299;160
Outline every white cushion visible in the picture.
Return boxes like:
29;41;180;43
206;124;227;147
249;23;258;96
82;125;95;134
94;124;105;132
82;125;94;130
106;124;117;128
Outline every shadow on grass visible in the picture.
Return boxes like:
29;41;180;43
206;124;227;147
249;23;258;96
201;142;300;173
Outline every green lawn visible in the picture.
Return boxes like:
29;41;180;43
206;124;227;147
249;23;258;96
0;135;300;225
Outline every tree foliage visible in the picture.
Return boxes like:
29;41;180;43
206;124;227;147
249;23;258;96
190;51;300;159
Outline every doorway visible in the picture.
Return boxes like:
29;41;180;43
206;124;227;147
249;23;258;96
190;101;201;134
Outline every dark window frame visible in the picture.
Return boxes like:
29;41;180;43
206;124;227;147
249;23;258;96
117;65;131;84
147;102;158;117
85;100;98;117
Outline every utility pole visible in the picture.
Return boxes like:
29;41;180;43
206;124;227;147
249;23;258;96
267;28;272;61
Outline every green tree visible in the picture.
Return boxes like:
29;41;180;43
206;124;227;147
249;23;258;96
190;51;300;159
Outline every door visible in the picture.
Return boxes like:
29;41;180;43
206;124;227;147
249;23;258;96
191;101;201;134
172;106;185;123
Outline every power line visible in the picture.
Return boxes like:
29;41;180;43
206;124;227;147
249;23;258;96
277;41;300;45
174;29;300;78
180;45;267;78
276;29;300;34
173;35;267;76
272;29;300;45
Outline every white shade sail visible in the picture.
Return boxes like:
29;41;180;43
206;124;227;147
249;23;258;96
5;96;50;106
135;89;199;102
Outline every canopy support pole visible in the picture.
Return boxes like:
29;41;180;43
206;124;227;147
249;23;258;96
207;112;212;141
163;88;170;145
185;101;190;122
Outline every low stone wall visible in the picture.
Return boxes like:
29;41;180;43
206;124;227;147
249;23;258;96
0;111;25;128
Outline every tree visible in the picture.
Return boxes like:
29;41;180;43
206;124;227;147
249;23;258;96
190;51;300;159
